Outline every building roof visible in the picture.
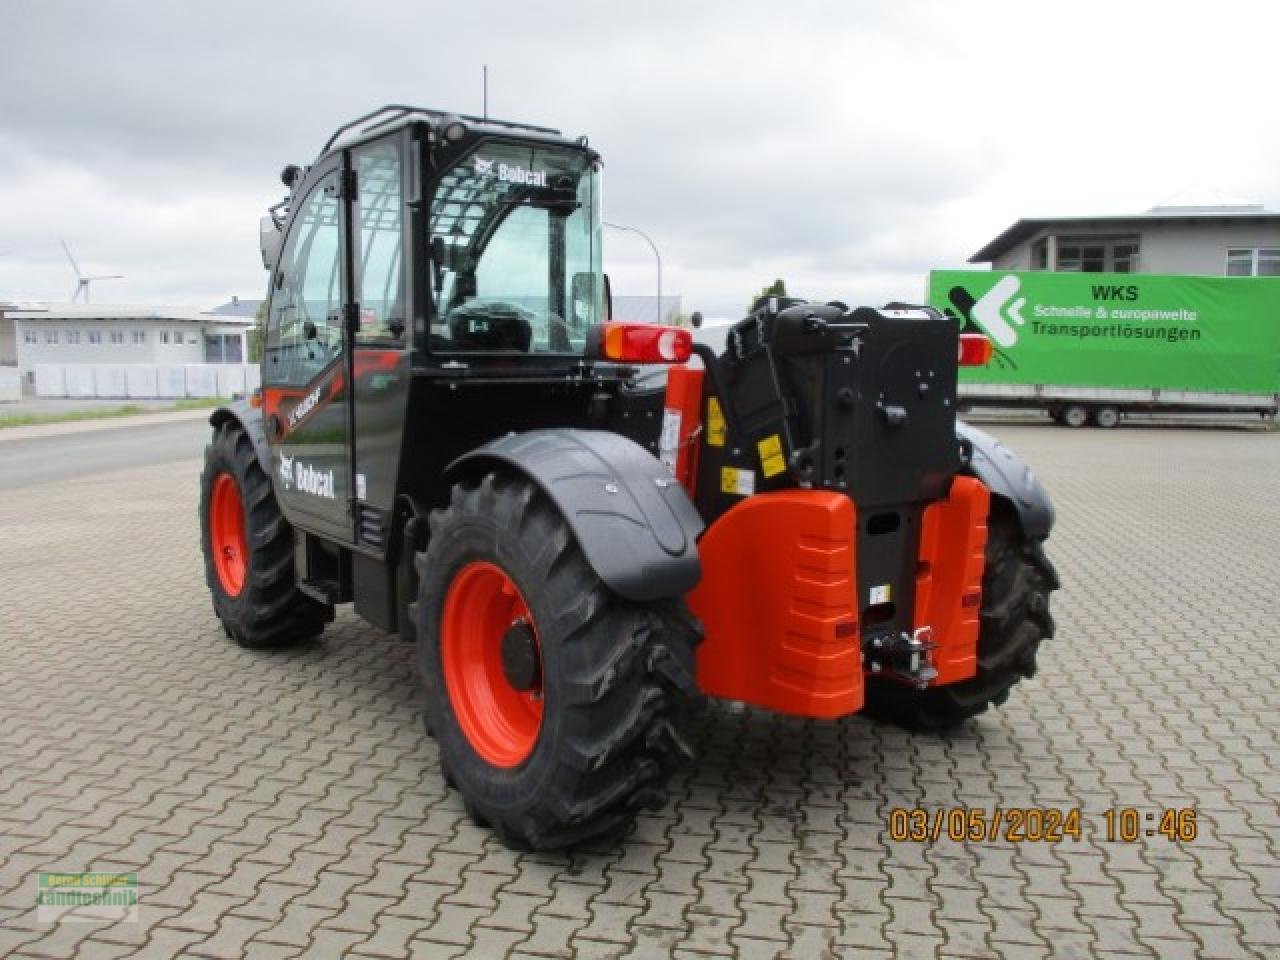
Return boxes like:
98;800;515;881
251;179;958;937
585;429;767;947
208;297;262;318
5;303;253;326
970;202;1280;263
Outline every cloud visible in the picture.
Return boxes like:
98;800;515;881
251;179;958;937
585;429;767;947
2;1;1277;316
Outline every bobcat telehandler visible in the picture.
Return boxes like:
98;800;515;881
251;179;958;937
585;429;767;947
201;106;1058;849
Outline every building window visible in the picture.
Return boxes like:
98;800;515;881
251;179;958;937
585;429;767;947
67;330;82;345
109;329;124;344
1057;237;1140;273
1111;243;1140;273
23;330;37;344
132;330;146;345
160;331;170;344
1227;248;1280;277
1031;238;1048;270
87;330;101;344
174;329;185;344
45;330;59;344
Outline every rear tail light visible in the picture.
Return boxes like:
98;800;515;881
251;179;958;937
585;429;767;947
596;322;692;364
958;334;993;366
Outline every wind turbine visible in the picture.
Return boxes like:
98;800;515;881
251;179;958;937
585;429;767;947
61;239;123;303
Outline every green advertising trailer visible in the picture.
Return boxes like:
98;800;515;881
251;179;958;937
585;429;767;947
928;270;1280;425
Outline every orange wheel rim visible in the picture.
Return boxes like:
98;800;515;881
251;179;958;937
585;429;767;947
441;561;544;767
209;472;248;596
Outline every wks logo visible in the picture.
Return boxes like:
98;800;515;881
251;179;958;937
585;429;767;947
279;453;294;491
952;276;1029;350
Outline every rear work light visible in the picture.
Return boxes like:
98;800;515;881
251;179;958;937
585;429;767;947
596;322;693;364
958;333;994;366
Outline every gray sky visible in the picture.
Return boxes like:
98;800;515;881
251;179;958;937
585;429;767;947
2;0;1276;318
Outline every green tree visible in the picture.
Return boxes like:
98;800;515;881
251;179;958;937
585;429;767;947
748;278;788;314
248;301;267;362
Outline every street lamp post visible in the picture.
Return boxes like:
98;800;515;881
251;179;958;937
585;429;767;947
603;221;662;323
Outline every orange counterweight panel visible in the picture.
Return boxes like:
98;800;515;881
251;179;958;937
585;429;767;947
689;492;863;718
914;476;990;686
662;365;704;496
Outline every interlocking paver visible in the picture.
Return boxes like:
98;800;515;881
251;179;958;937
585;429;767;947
1;422;1278;959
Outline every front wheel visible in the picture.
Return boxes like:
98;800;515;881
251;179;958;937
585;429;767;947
199;421;332;648
863;502;1058;730
1060;403;1089;428
415;471;702;850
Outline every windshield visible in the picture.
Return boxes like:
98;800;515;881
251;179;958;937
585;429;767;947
428;141;603;354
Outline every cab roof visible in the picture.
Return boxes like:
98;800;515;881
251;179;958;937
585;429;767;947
319;104;582;158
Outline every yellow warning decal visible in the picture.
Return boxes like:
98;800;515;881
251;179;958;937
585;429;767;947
757;434;786;478
720;466;755;496
706;397;726;447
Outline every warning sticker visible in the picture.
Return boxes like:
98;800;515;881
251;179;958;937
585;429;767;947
659;409;681;474
869;584;892;605
720;466;755;496
757;434;786;478
706;397;726;447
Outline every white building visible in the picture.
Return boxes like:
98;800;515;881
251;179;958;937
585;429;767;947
970;192;1280;276
4;303;253;381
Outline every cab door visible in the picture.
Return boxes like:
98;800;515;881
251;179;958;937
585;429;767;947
261;156;355;542
348;135;412;552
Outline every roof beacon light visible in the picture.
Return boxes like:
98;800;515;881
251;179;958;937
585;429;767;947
958;333;994;366
600;322;692;364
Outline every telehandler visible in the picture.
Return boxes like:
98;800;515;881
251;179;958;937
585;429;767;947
201;106;1057;849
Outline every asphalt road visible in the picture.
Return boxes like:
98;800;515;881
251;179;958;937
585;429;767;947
0;417;210;490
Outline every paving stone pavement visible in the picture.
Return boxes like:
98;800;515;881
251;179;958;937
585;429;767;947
1;423;1277;959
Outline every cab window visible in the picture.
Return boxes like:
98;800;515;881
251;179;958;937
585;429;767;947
264;172;343;385
353;142;405;342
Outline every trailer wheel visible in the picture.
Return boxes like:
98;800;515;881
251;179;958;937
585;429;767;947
863;502;1057;730
199;421;333;648
1091;406;1120;428
415;471;702;850
1060;404;1089;428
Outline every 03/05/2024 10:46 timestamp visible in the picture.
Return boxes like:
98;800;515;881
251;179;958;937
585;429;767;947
886;807;1199;843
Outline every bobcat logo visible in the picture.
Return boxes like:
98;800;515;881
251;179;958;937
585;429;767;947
473;157;494;175
279;453;294;491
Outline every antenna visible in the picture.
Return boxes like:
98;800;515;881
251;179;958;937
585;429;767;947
483;65;488;120
61;239;123;304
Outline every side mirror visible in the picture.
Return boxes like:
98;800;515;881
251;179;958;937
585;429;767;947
691;311;703;329
259;216;282;271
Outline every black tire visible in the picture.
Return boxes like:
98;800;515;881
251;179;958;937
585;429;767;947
1091;405;1120;429
863;502;1058;730
1060;404;1089;428
414;470;702;850
199;421;333;648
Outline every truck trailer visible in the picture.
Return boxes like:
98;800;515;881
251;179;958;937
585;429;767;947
929;270;1280;426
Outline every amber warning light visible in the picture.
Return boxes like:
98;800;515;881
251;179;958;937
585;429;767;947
958;334;994;366
596;322;692;364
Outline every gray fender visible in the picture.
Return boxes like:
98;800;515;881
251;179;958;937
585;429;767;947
445;429;704;602
957;421;1055;541
209;399;273;474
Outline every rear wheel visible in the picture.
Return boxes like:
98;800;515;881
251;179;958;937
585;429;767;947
1092;405;1120;428
199;421;333;648
863;502;1057;730
415;471;701;850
